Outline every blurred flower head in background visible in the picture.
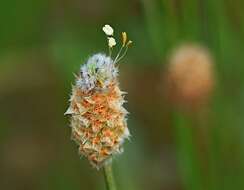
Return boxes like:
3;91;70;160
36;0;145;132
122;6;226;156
165;44;215;111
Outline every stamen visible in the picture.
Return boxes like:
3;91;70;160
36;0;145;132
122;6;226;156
122;32;127;47
115;41;133;63
114;45;124;63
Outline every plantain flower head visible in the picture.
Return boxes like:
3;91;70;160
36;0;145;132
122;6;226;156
165;44;215;110
65;24;132;169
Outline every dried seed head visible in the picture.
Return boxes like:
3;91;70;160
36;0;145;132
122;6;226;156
166;44;215;110
65;25;132;169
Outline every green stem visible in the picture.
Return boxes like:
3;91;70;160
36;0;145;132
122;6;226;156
103;163;117;190
172;112;204;190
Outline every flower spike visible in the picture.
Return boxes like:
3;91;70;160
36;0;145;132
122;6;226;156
65;24;132;169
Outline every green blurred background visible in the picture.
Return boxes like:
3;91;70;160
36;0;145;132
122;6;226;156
1;0;244;190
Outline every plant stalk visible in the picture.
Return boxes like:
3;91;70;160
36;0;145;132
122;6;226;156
103;163;117;190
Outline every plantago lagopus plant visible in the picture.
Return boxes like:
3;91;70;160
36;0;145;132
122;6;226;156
65;24;132;190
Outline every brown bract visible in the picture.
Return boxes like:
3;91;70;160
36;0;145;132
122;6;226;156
66;78;129;168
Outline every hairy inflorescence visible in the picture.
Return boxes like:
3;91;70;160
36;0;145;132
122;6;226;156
65;25;132;169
